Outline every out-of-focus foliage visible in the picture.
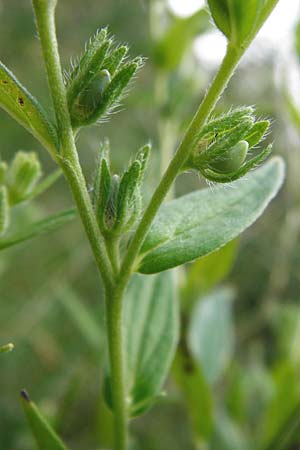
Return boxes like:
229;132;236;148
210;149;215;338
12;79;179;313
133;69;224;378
0;1;299;450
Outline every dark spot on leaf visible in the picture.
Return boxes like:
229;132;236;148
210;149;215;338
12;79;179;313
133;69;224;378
1;80;8;84
18;97;25;106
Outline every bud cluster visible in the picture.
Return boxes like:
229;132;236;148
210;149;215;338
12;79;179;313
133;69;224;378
185;107;272;183
0;151;49;237
92;140;150;237
65;28;144;128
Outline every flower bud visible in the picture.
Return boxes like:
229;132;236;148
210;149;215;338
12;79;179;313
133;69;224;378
93;140;151;236
184;107;272;183
8;151;42;204
207;0;274;47
209;140;249;174
66;29;143;128
71;70;112;125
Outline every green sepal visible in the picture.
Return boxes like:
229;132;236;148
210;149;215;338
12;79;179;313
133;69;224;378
113;160;141;234
198;107;254;140
104;174;120;230
67;28;110;105
7;151;42;205
93;139;111;226
72;69;112;123
103;45;128;76
195;117;254;167
0;61;58;155
0;186;10;237
207;0;231;39
244;120;270;148
96;159;112;233
135;143;151;179
201;144;272;183
77;58;143;127
21;390;70;450
207;0;278;48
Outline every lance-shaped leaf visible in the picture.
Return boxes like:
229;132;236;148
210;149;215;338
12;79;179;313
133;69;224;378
138;157;284;274
21;390;70;450
188;288;235;384
105;272;179;417
0;62;58;155
0;208;76;252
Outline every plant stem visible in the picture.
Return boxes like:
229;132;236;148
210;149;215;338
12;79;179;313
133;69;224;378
32;0;114;290
32;3;128;449
106;288;128;450
119;44;243;285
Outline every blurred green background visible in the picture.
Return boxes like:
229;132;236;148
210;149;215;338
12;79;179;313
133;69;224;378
0;1;300;449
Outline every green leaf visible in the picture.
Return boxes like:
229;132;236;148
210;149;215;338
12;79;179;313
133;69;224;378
106;272;179;417
0;62;58;155
182;240;238;305
125;272;179;416
262;403;300;450
21;390;70;450
260;362;300;449
188;288;235;384
173;352;214;443
138;157;284;274
154;8;210;70
0;208;76;252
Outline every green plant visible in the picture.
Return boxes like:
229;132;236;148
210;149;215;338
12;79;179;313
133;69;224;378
0;1;285;449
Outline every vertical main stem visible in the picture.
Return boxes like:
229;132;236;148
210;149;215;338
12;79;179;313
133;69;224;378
106;288;128;450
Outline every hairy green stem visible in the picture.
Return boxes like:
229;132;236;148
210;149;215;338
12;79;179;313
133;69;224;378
106;288;128;450
32;0;114;290
118;44;243;289
32;2;128;449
